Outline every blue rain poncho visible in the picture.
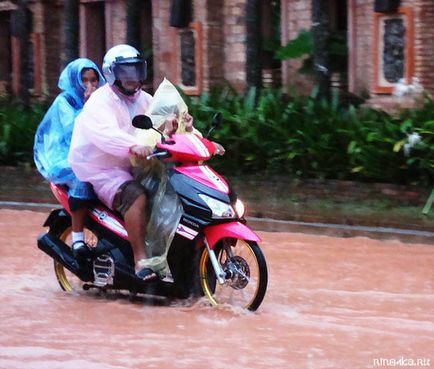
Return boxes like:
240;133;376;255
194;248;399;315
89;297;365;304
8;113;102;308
34;58;105;199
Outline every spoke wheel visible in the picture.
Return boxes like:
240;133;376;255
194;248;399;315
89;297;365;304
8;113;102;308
199;239;268;311
54;227;98;292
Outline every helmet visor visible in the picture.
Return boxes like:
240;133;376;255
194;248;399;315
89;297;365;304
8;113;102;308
113;61;147;93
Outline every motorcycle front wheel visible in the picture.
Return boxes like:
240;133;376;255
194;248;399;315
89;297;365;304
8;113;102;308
199;239;268;311
54;226;99;292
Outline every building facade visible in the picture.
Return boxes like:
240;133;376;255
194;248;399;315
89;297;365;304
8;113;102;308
0;0;433;105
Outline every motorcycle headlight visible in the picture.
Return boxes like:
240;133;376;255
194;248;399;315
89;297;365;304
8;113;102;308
199;194;235;219
234;199;245;218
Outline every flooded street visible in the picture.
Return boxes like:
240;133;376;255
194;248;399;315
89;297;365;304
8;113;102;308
0;209;433;369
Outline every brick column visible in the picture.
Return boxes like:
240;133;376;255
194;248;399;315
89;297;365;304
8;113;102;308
223;0;247;92
413;0;434;94
151;0;173;90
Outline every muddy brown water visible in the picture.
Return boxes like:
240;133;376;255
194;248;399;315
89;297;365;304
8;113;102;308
1;209;433;369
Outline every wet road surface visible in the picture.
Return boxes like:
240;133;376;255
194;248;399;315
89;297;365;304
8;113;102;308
0;209;433;369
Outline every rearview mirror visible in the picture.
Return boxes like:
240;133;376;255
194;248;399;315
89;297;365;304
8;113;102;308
132;115;153;130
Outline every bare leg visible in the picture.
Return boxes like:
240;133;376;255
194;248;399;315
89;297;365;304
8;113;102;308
123;194;148;271
71;208;87;233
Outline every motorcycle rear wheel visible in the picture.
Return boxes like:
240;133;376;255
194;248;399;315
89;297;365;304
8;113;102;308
54;226;99;292
199;239;268;311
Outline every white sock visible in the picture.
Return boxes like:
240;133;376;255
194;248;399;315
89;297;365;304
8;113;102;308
72;231;84;244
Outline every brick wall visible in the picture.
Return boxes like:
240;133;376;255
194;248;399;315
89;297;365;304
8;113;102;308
282;0;434;97
200;0;224;91
281;0;313;93
351;0;372;95
152;0;249;93
5;0;432;102
223;0;246;91
353;0;434;96
151;0;173;90
34;0;62;97
413;0;434;93
105;0;127;48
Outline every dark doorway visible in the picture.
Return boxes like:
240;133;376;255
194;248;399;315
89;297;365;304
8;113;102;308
139;0;153;92
0;11;12;94
82;1;106;68
261;0;281;88
329;0;348;91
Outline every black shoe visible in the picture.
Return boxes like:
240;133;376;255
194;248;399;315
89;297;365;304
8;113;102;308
72;240;91;259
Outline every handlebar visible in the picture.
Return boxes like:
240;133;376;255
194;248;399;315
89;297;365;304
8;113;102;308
146;150;169;161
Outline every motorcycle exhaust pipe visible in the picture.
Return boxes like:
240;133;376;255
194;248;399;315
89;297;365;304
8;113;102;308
37;232;92;281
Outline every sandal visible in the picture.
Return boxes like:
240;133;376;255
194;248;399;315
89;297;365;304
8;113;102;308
71;240;91;259
136;267;158;282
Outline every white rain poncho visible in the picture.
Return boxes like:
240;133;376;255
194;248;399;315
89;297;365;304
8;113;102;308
33;58;105;199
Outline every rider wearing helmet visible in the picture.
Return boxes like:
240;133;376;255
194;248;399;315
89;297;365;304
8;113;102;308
69;45;178;282
102;44;148;96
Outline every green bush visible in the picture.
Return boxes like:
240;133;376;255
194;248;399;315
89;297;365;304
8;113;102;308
184;89;433;185
0;91;432;186
0;99;45;165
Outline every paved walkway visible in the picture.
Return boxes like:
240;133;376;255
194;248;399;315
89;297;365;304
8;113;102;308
1;166;432;244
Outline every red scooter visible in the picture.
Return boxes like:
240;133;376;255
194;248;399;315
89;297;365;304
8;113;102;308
37;114;268;311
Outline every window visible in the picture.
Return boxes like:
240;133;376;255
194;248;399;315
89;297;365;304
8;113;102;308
372;7;414;94
171;22;203;95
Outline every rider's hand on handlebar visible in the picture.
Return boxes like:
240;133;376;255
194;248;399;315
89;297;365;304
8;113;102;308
213;142;225;156
129;145;154;159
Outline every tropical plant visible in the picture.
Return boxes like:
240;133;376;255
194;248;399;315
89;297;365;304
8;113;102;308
184;88;433;185
0;90;432;186
0;99;45;165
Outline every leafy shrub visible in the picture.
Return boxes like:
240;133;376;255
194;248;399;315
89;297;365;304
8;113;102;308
0;90;432;186
0;99;46;165
185;89;433;185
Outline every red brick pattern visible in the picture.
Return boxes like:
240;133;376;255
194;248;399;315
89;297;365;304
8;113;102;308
281;0;434;97
151;0;173;91
152;0;248;93
413;0;434;94
3;0;432;101
223;1;246;92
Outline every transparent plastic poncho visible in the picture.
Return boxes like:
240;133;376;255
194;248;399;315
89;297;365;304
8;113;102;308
33;58;105;197
131;78;197;276
132;162;183;276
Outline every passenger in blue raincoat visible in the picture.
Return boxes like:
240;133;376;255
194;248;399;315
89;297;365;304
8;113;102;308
34;58;105;257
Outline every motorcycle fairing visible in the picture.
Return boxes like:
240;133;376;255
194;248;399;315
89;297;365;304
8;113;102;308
204;221;261;249
157;133;215;162
89;207;128;240
50;183;129;240
50;182;70;211
175;165;229;194
168;169;233;221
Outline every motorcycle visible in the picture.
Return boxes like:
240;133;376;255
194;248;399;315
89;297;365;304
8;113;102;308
37;114;268;311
